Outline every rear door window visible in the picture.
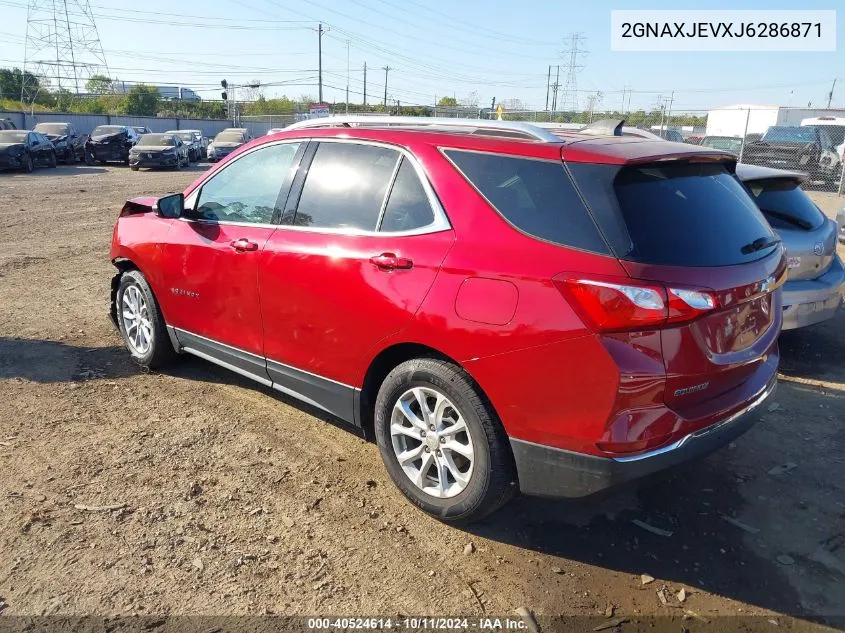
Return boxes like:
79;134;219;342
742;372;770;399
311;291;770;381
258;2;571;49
379;158;436;232
569;162;777;266
743;178;826;231
443;149;609;253
294;142;400;230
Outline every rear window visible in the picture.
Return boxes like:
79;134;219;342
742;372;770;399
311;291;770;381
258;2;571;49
569;162;777;267
443;150;609;254
744;178;826;231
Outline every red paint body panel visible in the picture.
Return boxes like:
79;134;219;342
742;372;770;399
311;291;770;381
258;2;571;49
110;125;780;466
158;221;276;355
259;227;454;385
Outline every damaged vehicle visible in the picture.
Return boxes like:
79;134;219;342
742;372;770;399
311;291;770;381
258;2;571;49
129;133;190;171
33;122;86;163
207;128;249;162
85;125;139;165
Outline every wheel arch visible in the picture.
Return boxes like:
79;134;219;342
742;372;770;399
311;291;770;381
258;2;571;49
357;342;509;449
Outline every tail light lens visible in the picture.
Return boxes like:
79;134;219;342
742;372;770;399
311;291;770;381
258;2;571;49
554;274;718;332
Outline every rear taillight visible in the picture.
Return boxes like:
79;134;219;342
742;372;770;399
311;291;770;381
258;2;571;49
554;274;718;332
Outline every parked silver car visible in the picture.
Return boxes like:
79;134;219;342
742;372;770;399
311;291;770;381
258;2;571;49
837;205;845;244
737;163;844;329
165;130;202;162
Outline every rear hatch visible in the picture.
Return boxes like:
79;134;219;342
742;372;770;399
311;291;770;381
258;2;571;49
741;176;837;281
567;157;785;412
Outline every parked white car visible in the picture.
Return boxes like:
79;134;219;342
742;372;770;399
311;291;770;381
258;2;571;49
801;116;845;177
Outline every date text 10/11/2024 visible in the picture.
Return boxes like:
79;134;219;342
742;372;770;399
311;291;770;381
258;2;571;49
307;618;529;630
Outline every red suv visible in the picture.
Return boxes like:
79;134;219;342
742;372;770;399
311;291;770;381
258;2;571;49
110;117;785;523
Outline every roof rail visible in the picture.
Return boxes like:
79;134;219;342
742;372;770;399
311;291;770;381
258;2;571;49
284;115;563;143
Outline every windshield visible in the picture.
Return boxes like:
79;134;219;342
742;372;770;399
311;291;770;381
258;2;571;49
214;131;245;143
91;125;124;136
33;123;69;135
169;132;193;141
0;131;27;143
137;134;176;147
762;127;815;143
702;137;742;152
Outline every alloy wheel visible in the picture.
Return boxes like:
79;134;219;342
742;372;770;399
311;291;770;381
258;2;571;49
390;387;474;498
121;284;153;355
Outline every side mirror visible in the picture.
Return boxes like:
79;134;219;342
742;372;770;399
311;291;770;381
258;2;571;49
155;193;184;219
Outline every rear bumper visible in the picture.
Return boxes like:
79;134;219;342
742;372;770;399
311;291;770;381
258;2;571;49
510;378;776;498
781;255;845;330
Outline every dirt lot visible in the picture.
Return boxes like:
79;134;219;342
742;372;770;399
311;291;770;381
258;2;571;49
0;165;843;627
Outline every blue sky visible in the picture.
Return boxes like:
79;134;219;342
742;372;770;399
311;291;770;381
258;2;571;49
0;0;841;113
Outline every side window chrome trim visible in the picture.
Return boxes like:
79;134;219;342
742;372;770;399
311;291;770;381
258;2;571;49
283;137;451;238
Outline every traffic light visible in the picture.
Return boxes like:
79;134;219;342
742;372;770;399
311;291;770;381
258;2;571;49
221;92;228;101
221;79;228;89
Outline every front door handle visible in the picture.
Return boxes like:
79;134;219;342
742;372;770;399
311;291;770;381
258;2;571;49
230;238;259;252
369;252;413;270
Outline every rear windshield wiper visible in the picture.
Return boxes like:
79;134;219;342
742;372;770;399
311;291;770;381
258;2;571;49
741;236;782;255
759;208;814;230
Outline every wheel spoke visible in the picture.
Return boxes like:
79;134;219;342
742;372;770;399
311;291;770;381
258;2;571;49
437;418;467;438
435;457;450;496
396;444;424;465
412;388;431;424
395;397;426;430
390;422;422;441
414;451;434;489
441;451;469;487
442;439;473;459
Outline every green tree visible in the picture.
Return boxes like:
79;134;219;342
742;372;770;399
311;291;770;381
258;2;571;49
85;74;114;94
123;85;160;116
437;96;457;107
0;67;46;103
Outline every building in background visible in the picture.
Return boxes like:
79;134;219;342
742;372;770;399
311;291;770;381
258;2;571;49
707;104;845;138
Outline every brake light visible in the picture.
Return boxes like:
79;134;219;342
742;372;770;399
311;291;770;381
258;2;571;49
554;275;718;332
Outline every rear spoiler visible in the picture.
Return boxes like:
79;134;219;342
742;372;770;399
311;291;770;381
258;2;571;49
579;119;625;136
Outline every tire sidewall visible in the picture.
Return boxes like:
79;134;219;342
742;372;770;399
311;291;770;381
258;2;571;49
374;363;493;521
116;272;162;367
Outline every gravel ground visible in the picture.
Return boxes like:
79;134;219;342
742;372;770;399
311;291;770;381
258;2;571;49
0;164;843;627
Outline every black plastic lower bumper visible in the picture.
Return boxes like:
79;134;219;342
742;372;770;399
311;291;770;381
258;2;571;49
510;379;776;498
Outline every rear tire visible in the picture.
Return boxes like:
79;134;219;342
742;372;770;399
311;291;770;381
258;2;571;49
49;151;57;168
130;165;139;171
374;358;516;524
115;270;176;370
23;153;34;173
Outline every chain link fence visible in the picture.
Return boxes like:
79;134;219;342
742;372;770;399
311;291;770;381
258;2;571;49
242;105;845;195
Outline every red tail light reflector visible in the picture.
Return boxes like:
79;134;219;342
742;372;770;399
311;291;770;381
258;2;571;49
554;275;719;332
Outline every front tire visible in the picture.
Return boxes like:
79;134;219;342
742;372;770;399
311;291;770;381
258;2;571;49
115;270;176;369
23;153;34;173
49;151;57;168
374;359;516;524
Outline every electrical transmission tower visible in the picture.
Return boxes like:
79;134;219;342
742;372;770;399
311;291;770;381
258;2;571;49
559;32;586;113
22;0;109;100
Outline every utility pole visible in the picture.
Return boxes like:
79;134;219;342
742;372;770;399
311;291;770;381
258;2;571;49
345;39;350;113
665;91;675;130
827;78;837;108
490;96;496;120
317;23;324;102
363;62;367;105
382;65;391;106
545;65;551;111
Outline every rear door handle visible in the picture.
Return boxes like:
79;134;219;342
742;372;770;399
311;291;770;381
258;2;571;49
230;238;259;252
369;252;413;270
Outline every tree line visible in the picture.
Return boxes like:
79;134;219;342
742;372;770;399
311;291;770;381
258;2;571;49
0;67;707;128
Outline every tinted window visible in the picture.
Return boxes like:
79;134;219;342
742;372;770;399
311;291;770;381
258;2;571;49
572;162;776;267
137;134;176;146
195;142;302;224
295;142;399;230
744;178;826;231
380;158;435;232
444;150;608;253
